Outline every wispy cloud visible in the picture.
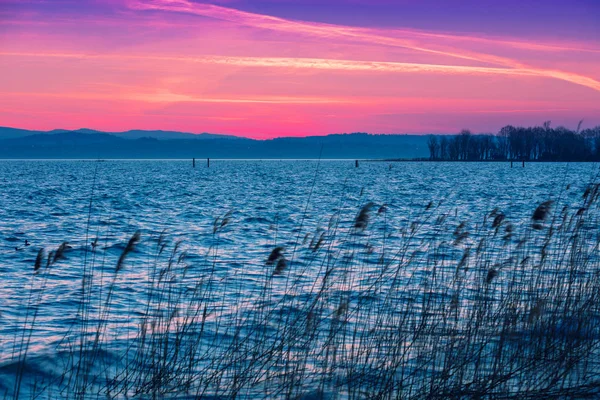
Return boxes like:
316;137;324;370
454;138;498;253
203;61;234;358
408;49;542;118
128;1;600;56
3;51;600;92
123;0;600;92
2;88;359;104
128;0;522;68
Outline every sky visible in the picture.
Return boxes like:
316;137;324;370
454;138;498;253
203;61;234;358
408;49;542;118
1;0;599;138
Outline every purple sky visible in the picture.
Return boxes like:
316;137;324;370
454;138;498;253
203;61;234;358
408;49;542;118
228;0;599;39
1;0;599;137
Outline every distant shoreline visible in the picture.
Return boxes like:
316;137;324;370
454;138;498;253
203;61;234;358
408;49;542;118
370;159;600;163
2;125;599;161
0;158;597;163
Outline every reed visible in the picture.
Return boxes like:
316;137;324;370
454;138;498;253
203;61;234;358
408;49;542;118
6;174;600;399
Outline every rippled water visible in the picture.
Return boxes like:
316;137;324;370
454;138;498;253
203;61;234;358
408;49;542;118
1;160;599;398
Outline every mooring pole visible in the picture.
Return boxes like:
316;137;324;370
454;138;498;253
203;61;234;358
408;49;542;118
355;160;359;168
511;161;513;168
207;158;210;168
522;160;525;168
193;158;195;168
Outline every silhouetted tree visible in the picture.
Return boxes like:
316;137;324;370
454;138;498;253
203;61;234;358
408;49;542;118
439;136;449;160
428;122;600;162
427;135;439;160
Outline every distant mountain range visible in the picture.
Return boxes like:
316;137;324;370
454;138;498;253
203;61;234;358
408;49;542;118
0;126;430;159
0;127;239;141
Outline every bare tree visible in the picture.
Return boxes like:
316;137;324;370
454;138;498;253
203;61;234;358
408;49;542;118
427;135;439;160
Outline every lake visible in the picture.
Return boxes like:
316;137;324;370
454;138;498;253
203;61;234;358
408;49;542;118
1;160;599;398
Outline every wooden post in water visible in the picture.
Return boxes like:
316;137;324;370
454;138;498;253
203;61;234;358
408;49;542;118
207;158;210;168
511;161;513;168
355;160;359;168
193;158;195;168
522;160;525;168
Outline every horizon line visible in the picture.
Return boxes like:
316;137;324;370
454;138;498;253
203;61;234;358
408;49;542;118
2;122;597;140
0;125;459;140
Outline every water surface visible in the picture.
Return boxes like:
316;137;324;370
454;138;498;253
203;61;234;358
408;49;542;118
0;160;597;398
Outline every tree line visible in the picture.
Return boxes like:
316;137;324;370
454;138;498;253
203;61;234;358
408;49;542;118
427;122;600;161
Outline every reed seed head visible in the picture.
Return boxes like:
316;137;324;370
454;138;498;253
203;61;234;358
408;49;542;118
532;200;553;222
266;246;284;266
354;202;375;231
116;231;141;272
34;248;45;272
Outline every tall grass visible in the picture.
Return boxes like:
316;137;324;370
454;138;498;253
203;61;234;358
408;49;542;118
5;180;600;399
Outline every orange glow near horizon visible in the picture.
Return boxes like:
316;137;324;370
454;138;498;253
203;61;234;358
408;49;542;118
1;0;599;138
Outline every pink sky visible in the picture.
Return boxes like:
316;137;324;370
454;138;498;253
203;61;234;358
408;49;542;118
1;0;599;138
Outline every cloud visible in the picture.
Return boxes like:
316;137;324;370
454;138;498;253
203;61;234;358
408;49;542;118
127;1;600;57
122;0;600;93
2;88;359;105
3;51;600;92
127;0;520;68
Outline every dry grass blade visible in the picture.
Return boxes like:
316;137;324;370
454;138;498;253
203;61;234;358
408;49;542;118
454;231;469;246
355;202;375;230
492;212;505;228
457;248;470;269
302;233;310;245
46;250;55;268
220;210;233;229
312;232;325;252
116;231;141;272
532;200;553;222
274;258;287;275
335;300;348;318
34;248;45;273
53;242;69;264
213;210;234;234
453;221;466;237
486;268;498;284
266;246;284;266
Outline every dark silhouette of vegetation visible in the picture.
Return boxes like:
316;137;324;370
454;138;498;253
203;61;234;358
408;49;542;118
427;121;600;161
9;184;600;399
7;161;600;399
